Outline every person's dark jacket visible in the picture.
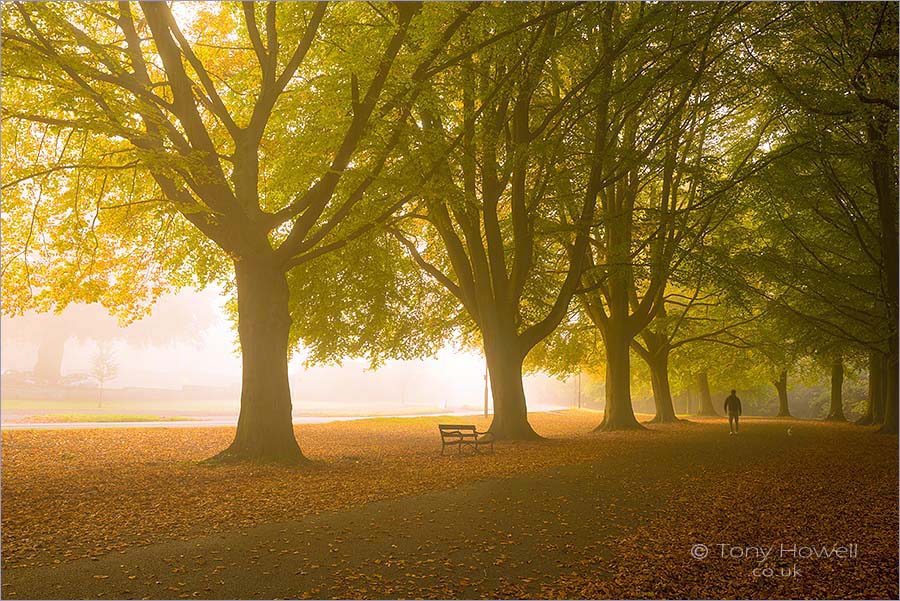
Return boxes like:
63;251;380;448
724;394;742;416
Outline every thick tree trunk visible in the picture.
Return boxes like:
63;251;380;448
873;353;887;424
858;350;883;425
695;371;717;416
597;322;643;431
211;259;305;464
870;119;898;434
882;351;899;434
825;357;846;422
774;369;791;417
646;350;678;424
485;333;540;440
596;171;644;432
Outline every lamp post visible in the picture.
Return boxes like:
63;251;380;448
577;371;582;409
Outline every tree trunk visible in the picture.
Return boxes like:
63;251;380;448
646;349;678;424
211;259;305;464
597;322;643;431
825;357;846;422
882;351;899;434
695;371;717;416
774;369;791;417
485;333;540;440
35;329;67;385
870;119;898;434
873;353;887;424
858;350;883;425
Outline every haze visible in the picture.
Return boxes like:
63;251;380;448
1;289;577;421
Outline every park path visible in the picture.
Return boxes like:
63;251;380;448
3;421;896;599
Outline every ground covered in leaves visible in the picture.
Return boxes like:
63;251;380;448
2;411;897;599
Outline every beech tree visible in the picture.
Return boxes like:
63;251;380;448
742;1;898;432
695;371;718;416
734;306;808;418
860;349;888;425
576;3;776;430
386;3;607;439
1;2;474;462
634;277;760;423
826;354;847;421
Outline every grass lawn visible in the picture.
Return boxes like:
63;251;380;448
2;397;237;411
1;398;456;419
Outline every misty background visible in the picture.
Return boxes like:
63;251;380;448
1;290;866;422
0;289;580;420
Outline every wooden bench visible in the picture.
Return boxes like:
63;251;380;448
438;424;495;455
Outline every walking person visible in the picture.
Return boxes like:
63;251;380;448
724;389;742;435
